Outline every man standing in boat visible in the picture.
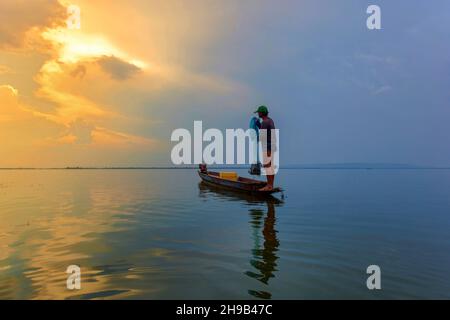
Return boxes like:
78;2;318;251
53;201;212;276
254;105;276;191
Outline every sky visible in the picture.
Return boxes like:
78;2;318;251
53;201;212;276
0;0;449;167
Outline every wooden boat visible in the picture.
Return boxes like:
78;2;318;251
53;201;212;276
198;181;284;204
198;170;282;196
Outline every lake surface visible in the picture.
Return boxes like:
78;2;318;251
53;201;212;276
0;169;449;299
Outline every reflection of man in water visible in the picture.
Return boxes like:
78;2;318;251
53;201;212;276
245;201;279;299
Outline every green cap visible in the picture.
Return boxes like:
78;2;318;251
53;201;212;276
254;105;268;114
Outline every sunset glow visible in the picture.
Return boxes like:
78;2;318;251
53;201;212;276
42;27;148;69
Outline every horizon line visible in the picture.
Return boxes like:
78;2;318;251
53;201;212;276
1;165;449;170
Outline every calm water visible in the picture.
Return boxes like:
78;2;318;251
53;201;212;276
0;169;449;299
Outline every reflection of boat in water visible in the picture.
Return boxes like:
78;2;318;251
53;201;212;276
198;181;283;204
198;170;283;197
198;182;282;299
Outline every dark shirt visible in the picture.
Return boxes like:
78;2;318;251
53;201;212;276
256;117;276;152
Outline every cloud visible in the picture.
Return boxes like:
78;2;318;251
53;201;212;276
372;85;392;95
0;65;14;75
91;126;158;148
70;65;87;78
0;0;248;166
32;60;158;148
34;60;114;126
0;83;160;168
0;84;62;144
355;53;396;65
0;84;17;97
0;84;57;126
0;84;35;122
65;119;94;144
96;55;141;80
0;0;66;49
42;119;158;148
0;85;19;122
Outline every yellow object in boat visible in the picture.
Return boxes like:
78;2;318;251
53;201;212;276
219;172;238;181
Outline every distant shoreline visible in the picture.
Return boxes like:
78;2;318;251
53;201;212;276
1;166;449;170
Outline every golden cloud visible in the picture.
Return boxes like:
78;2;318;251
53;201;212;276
0;84;62;147
0;83;160;167
0;65;14;75
0;0;66;50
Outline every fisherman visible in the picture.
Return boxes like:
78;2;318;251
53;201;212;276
253;105;276;191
